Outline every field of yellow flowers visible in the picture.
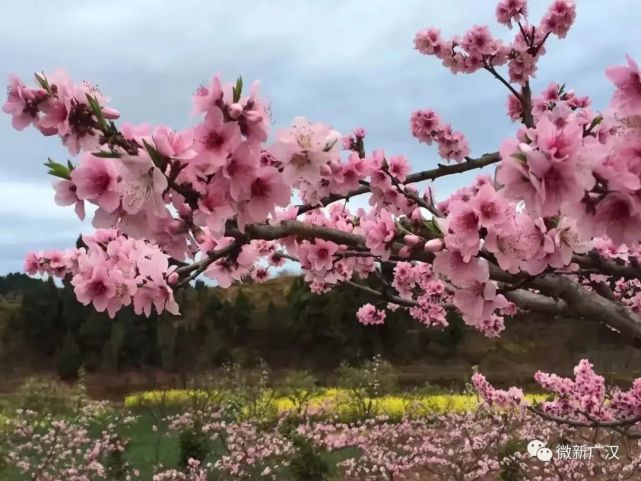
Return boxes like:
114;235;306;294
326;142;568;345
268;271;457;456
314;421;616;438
125;388;547;419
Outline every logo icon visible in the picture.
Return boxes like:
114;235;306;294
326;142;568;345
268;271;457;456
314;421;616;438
527;440;553;463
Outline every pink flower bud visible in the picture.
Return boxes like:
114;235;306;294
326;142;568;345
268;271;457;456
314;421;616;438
353;127;367;139
168;219;186;235
167;272;179;285
320;164;333;176
177;203;191;217
424;239;444;253
398;246;411;257
228;103;243;119
404;234;422;246
38;125;59;136
329;160;343;174
194;229;206;244
102;107;120;119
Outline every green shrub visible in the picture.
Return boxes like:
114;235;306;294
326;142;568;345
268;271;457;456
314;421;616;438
0;430;7;477
13;377;71;415
498;438;527;481
104;438;129;481
278;370;320;417
335;355;398;419
289;435;330;481
9;374;93;418
178;422;210;468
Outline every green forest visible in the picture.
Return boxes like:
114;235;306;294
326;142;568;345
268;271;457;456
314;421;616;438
0;273;465;382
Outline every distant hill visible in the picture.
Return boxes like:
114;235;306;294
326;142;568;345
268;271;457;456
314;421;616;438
1;272;640;391
214;274;298;310
217;275;641;387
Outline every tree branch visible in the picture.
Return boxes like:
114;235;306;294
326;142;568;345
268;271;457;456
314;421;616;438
345;280;418;308
484;63;523;102
193;218;641;345
520;82;535;128
573;253;641;281
527;406;641;433
491;265;641;346
503;289;568;315
296;152;500;214
176;241;242;287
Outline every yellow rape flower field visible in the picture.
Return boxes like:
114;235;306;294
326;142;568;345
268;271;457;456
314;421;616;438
125;388;548;418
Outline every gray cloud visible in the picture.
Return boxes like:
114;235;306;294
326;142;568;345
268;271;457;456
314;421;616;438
1;0;640;273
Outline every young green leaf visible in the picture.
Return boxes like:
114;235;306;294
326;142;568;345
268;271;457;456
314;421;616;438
93;150;122;159
143;139;166;168
44;158;72;180
87;94;106;130
232;76;243;103
34;72;52;94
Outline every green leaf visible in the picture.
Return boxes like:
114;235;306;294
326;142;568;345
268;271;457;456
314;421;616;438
44;158;72;180
587;115;603;132
93;150;122;159
425;218;443;237
546;216;560;229
143;139;166;168
394;220;412;235
232;76;243;103
85;93;108;131
34;72;51;93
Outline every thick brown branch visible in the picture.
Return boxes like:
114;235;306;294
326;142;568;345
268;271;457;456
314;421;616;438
491;265;641;346
242;221;366;248
503;289;568;315
206;219;641;345
573;253;641;281
520;83;534;128
590;280;617;302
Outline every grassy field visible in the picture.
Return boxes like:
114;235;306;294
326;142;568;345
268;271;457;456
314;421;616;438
124;412;181;479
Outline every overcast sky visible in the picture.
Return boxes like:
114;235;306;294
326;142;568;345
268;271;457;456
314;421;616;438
1;0;640;274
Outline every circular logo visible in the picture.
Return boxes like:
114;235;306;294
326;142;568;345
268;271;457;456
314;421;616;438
536;447;553;462
527;439;552;463
527;440;546;457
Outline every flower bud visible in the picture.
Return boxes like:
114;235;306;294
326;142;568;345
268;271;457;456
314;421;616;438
320;164;333;177
329;160;342;174
102;107;121;119
228;103;243;119
176;203;191;217
398;246;411;257
167;272;179;285
403;234;422;246
424;238;444;253
194;229;207;244
168;219;186;235
353;127;367;139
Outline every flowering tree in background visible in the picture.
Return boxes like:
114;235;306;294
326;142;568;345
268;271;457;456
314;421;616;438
5;0;641;435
